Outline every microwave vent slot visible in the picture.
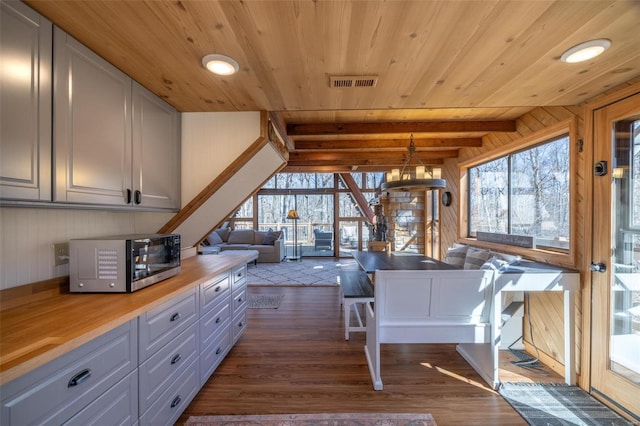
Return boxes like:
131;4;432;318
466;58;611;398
97;249;118;280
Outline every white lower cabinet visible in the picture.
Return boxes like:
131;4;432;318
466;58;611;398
200;324;232;386
0;320;137;425
138;357;199;426
63;370;138;426
231;264;248;344
1;263;248;425
138;323;198;415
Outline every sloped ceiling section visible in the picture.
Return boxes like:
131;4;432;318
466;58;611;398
170;142;286;247
159;112;288;248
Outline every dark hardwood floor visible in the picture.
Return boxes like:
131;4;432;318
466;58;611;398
178;285;562;425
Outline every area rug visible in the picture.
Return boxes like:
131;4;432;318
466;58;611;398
499;382;634;425
247;259;360;286
185;413;437;426
247;293;284;309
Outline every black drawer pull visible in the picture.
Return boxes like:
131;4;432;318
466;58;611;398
170;312;181;322
215;347;222;355
68;368;92;387
134;189;142;205
215;317;221;324
215;286;221;292
238;321;244;327
237;297;243;303
170;395;181;409
170;353;181;365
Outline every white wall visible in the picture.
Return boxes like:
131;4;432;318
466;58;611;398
0;207;173;290
181;112;261;206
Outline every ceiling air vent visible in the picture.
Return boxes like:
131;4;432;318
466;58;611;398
330;75;378;88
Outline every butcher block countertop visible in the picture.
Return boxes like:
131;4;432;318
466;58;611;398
0;252;253;386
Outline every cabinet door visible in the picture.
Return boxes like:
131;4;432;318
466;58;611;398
53;27;132;206
132;82;181;209
0;1;52;202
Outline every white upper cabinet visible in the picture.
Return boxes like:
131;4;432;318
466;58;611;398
0;1;52;202
53;27;132;206
132;82;181;209
53;27;180;210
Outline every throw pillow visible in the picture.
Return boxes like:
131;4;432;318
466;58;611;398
480;256;509;271
215;227;230;242
464;247;491;269
227;229;255;244
445;245;468;267
262;231;281;245
493;252;522;265
207;231;223;245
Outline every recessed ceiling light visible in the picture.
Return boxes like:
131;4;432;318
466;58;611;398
202;54;239;75
560;39;611;63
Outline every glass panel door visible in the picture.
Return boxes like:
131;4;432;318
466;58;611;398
610;117;640;383
300;194;334;257
592;93;640;420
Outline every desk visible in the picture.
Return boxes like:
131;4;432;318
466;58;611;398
457;261;580;389
351;250;457;273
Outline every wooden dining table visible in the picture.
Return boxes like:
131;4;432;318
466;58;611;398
351;250;458;273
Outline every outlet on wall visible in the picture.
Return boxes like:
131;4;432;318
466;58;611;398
54;242;69;266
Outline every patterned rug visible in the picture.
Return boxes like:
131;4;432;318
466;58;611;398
185;413;437;425
499;383;635;425
247;293;284;309
247;259;360;286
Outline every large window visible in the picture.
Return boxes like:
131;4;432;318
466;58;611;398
232;172;384;258
469;134;570;250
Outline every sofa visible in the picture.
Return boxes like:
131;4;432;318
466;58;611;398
203;228;285;263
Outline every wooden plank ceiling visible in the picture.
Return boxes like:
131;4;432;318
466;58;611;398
26;0;640;172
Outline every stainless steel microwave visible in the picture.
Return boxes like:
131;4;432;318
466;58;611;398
69;234;181;293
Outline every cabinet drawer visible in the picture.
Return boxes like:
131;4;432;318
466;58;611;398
232;310;248;344
231;286;247;315
139;288;197;361
200;272;230;315
139;323;198;413
1;320;136;426
138;358;199;426
199;328;232;385
231;264;247;290
200;302;231;349
63;370;137;426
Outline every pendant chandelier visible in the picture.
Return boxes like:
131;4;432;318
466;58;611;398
381;134;446;192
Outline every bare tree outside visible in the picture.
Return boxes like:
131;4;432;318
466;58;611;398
469;135;570;249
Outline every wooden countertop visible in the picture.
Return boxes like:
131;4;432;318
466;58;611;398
0;253;253;385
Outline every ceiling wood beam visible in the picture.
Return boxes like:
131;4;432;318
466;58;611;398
287;158;447;168
294;137;482;150
269;111;295;151
283;165;392;173
287;121;516;136
288;150;457;162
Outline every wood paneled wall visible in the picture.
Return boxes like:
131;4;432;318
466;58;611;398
440;105;586;377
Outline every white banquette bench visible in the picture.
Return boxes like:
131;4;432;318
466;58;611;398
364;246;580;391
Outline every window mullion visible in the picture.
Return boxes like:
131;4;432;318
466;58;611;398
507;155;513;234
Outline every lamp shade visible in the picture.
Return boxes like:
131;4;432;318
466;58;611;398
286;209;299;220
